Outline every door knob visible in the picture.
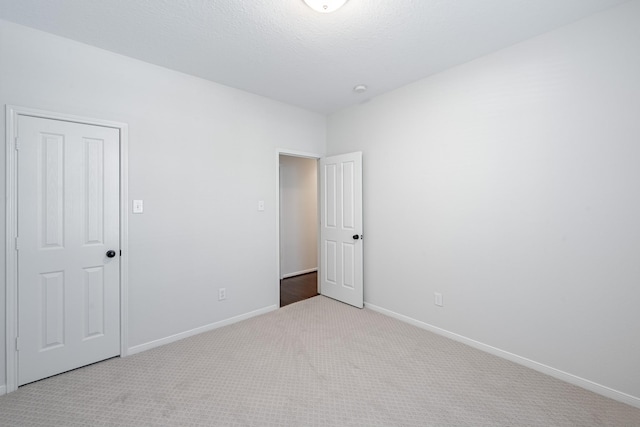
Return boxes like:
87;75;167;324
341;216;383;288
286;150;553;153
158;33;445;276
352;235;360;240
106;250;116;258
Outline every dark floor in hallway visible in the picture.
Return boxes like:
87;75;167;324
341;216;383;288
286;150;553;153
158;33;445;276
280;271;318;307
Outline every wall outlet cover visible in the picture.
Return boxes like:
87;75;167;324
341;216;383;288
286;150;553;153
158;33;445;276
133;199;144;214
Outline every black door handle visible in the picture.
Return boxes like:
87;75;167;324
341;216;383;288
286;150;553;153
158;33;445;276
352;235;360;240
106;250;116;258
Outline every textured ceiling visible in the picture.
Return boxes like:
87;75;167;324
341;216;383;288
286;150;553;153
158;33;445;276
0;0;630;113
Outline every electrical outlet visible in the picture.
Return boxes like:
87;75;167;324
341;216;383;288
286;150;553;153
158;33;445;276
132;199;144;214
434;292;443;307
218;288;226;301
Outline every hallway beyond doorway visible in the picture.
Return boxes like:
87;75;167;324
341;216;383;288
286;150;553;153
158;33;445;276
280;272;318;307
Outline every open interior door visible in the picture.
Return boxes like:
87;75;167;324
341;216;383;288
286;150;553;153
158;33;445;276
319;152;363;308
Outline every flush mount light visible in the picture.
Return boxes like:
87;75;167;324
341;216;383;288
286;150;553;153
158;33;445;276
303;0;348;13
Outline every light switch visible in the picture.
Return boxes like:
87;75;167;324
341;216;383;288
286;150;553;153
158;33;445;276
258;200;265;211
133;200;144;214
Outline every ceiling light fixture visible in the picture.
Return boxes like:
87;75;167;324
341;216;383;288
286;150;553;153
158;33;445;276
303;0;348;13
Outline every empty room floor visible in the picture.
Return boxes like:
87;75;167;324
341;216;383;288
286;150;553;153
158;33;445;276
0;296;638;426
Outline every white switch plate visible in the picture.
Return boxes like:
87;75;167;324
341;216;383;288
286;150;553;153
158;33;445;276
133;200;144;214
258;200;265;211
434;292;443;307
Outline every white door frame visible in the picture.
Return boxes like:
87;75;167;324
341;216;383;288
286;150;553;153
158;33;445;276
4;105;130;393
275;148;322;305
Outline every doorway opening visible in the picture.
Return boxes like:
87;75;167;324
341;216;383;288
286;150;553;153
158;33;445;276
277;152;319;307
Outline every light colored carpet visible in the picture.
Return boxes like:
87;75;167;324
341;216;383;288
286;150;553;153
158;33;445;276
0;296;639;426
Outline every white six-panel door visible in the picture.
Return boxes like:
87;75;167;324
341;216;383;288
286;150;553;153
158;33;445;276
320;152;363;308
17;115;121;385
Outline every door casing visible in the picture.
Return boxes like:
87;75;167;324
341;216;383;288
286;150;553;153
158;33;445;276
4;105;130;393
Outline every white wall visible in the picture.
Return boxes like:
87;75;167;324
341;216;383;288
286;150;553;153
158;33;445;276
0;19;326;388
327;0;640;403
279;155;317;278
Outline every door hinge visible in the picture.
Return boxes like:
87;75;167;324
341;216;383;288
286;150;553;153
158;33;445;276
14;137;20;150
16;337;20;351
15;237;20;251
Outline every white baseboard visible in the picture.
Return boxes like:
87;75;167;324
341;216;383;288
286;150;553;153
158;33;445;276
281;268;317;279
0;384;6;396
127;304;278;356
364;302;640;410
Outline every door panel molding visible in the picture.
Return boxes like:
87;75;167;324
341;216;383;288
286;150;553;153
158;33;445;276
319;152;363;308
5;105;129;393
